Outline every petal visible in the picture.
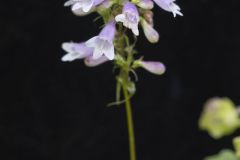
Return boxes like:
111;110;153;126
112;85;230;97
85;36;98;48
62;42;73;53
64;0;74;6
82;2;93;12
61;52;82;62
104;44;114;60
72;3;82;11
99;20;116;42
115;14;126;23
72;7;94;16
61;42;93;61
84;55;109;67
131;26;139;36
92;48;103;59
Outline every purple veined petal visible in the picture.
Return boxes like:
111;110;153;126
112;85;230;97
153;0;183;17
139;61;166;75
84;55;109;67
115;2;140;36
61;42;93;62
141;19;159;43
137;0;154;10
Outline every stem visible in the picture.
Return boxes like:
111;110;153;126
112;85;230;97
122;81;137;160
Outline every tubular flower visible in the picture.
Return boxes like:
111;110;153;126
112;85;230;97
85;20;116;60
62;42;109;66
115;2;140;36
153;0;183;17
64;0;104;13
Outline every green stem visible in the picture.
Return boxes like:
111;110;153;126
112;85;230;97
122;81;137;160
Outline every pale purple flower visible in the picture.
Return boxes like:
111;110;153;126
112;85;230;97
115;2;140;36
141;19;159;43
64;0;104;13
134;60;166;75
62;42;109;66
85;20;116;60
61;42;92;62
137;0;154;10
153;0;183;17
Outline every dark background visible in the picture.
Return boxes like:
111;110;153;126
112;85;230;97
1;0;240;159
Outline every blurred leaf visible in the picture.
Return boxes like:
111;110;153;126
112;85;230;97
199;97;240;139
204;149;238;160
233;136;240;158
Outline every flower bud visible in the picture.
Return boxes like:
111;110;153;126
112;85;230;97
133;60;166;75
141;19;159;43
137;0;154;10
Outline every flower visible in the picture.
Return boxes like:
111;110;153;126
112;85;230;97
199;97;240;139
61;42;109;66
141;18;159;43
137;0;154;10
85;20;116;60
133;60;166;75
115;2;140;36
61;42;92;62
153;0;183;17
64;0;104;13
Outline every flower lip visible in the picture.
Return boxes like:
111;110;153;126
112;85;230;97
61;42;93;62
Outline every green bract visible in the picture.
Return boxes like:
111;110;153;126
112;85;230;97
199;97;240;139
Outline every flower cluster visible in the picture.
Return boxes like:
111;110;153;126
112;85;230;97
62;0;182;75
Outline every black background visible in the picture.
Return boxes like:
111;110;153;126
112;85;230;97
1;0;240;160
